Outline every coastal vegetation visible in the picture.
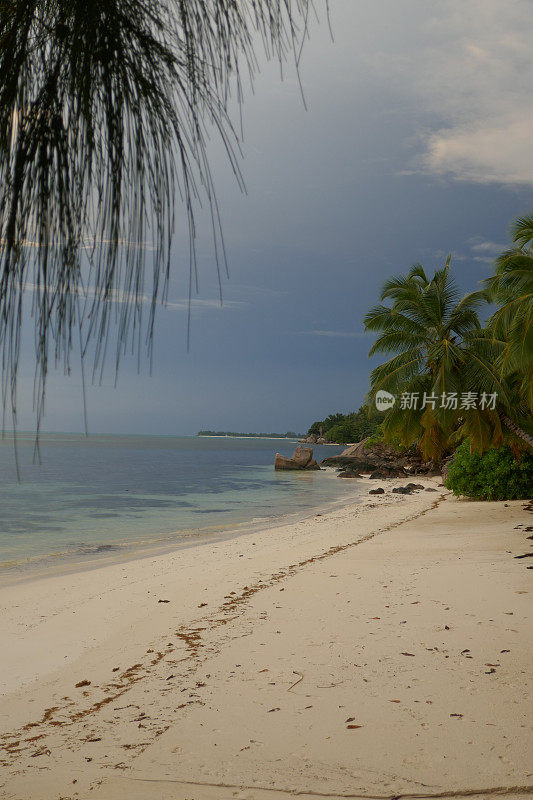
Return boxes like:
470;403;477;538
483;214;533;416
362;213;533;498
310;214;532;498
306;407;381;444
445;442;533;501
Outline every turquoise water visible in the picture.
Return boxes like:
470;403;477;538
0;434;360;572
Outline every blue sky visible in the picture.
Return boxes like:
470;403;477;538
17;0;533;435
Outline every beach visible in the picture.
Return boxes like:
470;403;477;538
0;477;531;800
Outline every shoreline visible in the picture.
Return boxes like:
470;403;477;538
0;468;366;586
1;479;531;800
0;478;442;698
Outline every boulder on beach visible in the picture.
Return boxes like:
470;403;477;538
369;466;408;479
340;438;371;458
292;446;313;467
274;454;300;470
321;454;377;471
275;447;320;471
392;483;424;494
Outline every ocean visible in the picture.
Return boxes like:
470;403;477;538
0;434;362;574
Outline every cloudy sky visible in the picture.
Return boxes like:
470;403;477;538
17;0;533;435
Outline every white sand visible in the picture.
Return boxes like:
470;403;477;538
0;477;531;800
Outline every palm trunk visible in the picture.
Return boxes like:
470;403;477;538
499;413;533;448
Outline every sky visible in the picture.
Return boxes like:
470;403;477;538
15;0;533;435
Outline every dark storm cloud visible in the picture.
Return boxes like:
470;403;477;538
16;0;533;434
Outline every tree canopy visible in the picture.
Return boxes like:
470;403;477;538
484;213;533;412
307;407;381;444
364;220;533;460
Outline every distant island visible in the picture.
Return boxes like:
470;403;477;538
198;431;302;439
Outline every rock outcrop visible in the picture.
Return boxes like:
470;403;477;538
274;454;301;470
275;447;320;471
292;445;313;467
320;455;382;473
322;439;440;477
369;466;408;479
339;438;371;458
392;483;425;494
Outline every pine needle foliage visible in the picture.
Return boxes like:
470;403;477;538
0;0;323;432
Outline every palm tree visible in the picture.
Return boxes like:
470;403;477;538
484;214;533;414
363;260;517;460
0;0;322;432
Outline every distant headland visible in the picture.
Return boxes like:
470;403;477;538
197;431;302;439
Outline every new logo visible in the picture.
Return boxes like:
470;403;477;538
375;390;396;412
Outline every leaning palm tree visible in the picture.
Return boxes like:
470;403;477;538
363;260;520;460
0;1;323;433
484;214;533;413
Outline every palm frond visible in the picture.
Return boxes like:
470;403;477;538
510;213;533;250
368;331;423;356
368;349;425;396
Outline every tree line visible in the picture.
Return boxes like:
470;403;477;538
306;409;381;444
364;213;532;459
307;213;532;499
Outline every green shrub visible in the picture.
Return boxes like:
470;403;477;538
363;427;413;452
324;421;360;443
362;428;384;448
445;442;533;500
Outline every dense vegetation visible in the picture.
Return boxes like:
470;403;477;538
307;407;381;444
445;442;533;500
362;212;533;498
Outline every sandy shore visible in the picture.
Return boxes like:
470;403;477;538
0;477;531;800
